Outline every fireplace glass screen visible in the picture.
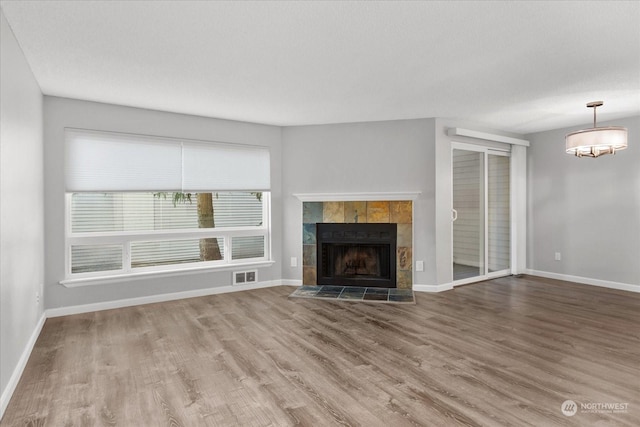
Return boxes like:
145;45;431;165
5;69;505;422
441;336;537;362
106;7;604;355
316;223;396;288
328;244;388;279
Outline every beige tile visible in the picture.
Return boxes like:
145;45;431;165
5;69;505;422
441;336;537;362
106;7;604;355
397;270;413;289
303;266;317;285
323;202;345;223
303;244;316;267
367;201;390;223
344;201;367;223
397;247;412;270
390;201;412;224
397;223;412;247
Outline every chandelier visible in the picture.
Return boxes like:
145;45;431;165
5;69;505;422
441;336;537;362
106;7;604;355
565;101;628;158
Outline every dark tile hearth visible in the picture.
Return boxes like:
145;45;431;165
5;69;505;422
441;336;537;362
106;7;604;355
340;287;366;299
315;285;343;298
289;285;415;304
363;288;389;301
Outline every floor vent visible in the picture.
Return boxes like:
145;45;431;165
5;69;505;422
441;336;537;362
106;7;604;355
233;270;257;285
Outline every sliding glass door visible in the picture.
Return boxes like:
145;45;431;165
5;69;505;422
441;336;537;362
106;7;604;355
452;143;510;285
452;148;485;281
487;154;511;273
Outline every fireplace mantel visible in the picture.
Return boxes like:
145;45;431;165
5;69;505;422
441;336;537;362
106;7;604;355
294;192;420;202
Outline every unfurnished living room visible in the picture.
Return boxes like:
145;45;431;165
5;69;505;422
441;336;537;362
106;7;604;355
1;1;639;426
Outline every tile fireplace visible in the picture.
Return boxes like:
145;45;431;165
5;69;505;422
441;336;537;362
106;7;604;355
302;200;412;289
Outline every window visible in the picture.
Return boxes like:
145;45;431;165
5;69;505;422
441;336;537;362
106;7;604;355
67;191;269;278
63;129;271;282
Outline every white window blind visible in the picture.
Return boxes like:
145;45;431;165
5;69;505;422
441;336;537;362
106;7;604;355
183;142;271;192
65;129;183;192
70;192;264;233
487;155;510;272
65;129;271;192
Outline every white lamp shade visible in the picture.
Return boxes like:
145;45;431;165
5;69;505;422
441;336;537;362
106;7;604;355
565;126;628;157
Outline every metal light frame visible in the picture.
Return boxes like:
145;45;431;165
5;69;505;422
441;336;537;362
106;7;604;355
565;101;628;158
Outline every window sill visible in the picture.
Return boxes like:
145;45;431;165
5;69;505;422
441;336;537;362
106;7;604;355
60;260;276;288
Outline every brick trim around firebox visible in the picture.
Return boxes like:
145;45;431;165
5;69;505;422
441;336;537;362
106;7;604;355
302;200;413;289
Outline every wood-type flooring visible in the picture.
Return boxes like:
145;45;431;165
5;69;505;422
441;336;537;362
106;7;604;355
2;275;639;426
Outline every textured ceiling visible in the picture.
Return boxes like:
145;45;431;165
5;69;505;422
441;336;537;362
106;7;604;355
1;1;639;134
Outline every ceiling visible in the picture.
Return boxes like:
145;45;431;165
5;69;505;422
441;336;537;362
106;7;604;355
1;0;639;134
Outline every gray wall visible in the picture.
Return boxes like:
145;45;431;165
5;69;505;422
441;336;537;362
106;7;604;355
281;119;437;286
43;97;283;308
0;10;45;411
526;115;640;286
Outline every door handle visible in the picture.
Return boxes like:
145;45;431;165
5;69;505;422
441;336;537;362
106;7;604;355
452;209;458;222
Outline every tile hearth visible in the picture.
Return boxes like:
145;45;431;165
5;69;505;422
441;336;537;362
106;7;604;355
289;285;415;304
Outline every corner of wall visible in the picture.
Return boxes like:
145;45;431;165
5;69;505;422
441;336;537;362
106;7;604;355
0;8;45;420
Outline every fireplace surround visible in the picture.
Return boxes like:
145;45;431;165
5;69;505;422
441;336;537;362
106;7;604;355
301;200;413;289
316;223;397;288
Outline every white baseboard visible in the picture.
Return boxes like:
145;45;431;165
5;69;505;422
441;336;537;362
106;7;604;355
525;269;639;293
413;283;454;293
0;312;46;420
280;279;302;287
46;279;283;318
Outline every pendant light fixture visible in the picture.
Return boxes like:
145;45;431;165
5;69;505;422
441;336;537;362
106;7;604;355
565;101;628;158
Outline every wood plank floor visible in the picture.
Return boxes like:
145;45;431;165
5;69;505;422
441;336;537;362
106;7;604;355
2;275;639;426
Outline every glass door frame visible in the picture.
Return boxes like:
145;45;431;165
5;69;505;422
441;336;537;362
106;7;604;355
451;141;511;286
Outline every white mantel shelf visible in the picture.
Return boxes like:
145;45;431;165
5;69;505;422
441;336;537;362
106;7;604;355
293;192;421;202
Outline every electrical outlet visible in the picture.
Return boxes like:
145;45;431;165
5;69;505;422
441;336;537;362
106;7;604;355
416;261;424;272
290;257;298;267
36;291;40;305
555;252;561;261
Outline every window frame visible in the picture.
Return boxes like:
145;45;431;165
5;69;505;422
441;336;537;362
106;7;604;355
63;191;272;284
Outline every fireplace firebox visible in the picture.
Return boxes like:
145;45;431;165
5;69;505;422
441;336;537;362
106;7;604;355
316;223;397;288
